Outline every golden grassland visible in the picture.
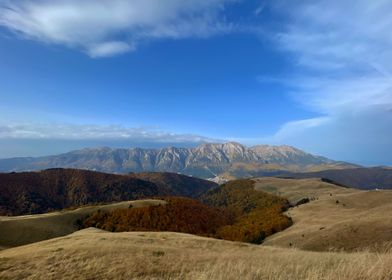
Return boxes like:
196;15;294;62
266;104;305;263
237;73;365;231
1;228;392;280
253;177;356;203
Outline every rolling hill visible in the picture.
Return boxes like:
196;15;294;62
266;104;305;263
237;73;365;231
254;177;392;252
0;169;217;215
2;176;392;278
1;228;391;280
253;177;355;204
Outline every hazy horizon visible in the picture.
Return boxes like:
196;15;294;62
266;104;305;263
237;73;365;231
1;0;392;165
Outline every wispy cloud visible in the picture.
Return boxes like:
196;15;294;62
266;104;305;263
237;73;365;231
274;0;392;71
0;0;234;57
261;0;392;164
88;41;135;58
0;122;218;143
254;2;266;16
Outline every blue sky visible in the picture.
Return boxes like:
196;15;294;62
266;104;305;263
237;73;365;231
1;0;392;165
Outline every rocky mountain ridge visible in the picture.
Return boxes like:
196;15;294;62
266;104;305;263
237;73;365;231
0;142;356;178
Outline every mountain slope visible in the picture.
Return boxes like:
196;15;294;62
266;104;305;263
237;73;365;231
0;169;217;215
250;145;331;165
0;142;356;178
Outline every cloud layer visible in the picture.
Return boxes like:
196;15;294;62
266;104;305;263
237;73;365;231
0;123;222;158
0;0;233;57
0;122;217;143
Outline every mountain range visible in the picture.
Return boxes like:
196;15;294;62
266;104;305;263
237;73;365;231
0;142;357;178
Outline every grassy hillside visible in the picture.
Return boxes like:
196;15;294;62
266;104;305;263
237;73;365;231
264;189;392;252
0;169;217;215
0;199;165;249
254;177;356;204
253;177;392;252
201;179;292;243
1;228;392;280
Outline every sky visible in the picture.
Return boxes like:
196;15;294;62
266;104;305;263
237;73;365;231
0;0;392;165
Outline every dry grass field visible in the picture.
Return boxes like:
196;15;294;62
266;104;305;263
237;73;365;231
254;177;357;203
255;177;392;252
1;228;392;280
0;199;165;249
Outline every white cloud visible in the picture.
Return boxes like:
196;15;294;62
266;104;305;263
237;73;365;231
88;41;135;58
263;0;392;164
272;117;331;141
0;0;234;57
0;122;218;143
